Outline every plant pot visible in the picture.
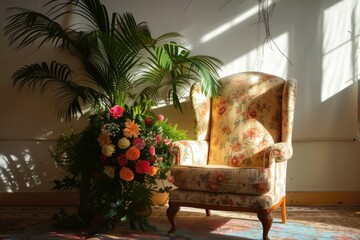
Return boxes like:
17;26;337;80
151;191;169;206
128;201;152;218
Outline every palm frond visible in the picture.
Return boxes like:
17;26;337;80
4;8;73;50
81;33;140;105
187;55;223;97
4;0;223;121
154;32;183;44
45;0;110;33
12;61;101;121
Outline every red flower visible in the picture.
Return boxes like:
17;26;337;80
135;160;150;174
145;117;152;126
117;154;128;167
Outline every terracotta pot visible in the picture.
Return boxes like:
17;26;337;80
151;191;169;206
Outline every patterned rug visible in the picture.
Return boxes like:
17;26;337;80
0;205;359;239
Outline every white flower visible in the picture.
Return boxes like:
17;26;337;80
103;166;115;179
102;144;115;157
118;137;131;149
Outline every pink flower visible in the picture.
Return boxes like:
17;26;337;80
135;160;150;174
164;138;172;145
157;114;164;121
109;105;124;119
157;157;163;162
133;138;146;150
167;175;174;184
155;134;162;144
149;146;155;156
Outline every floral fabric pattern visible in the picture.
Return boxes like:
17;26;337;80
208;73;284;167
169;188;276;209
170;140;209;166
171;164;272;195
191;83;211;141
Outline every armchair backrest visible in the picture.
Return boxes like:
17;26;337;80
191;72;296;168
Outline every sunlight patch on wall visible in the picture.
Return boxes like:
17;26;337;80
223;32;289;78
0;155;14;192
200;4;258;44
321;0;354;102
0;149;42;192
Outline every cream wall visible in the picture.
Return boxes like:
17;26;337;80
0;0;359;193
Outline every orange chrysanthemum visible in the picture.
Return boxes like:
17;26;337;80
119;167;134;181
125;146;140;161
147;166;159;176
123;119;140;138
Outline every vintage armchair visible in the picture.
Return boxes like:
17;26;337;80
166;72;297;240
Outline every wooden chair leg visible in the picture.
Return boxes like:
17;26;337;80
257;212;273;240
281;197;287;224
205;209;211;216
166;203;180;235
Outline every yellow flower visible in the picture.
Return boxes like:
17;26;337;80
118;137;130;149
123;119;140;138
101;144;115;157
103;166;115;179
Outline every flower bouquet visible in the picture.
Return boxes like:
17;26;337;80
51;101;187;231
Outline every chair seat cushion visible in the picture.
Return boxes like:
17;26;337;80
169;188;275;209
171;164;272;195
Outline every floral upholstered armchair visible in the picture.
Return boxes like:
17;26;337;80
166;72;297;240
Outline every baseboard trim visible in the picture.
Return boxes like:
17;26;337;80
0;191;359;207
286;191;360;206
0;192;79;207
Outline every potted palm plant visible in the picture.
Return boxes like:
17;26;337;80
4;0;223;232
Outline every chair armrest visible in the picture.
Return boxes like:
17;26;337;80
265;142;293;164
169;140;209;166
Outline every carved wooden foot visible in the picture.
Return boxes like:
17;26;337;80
166;203;180;235
257;212;273;240
205;209;211;216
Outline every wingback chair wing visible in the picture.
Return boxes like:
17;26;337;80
166;72;297;240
